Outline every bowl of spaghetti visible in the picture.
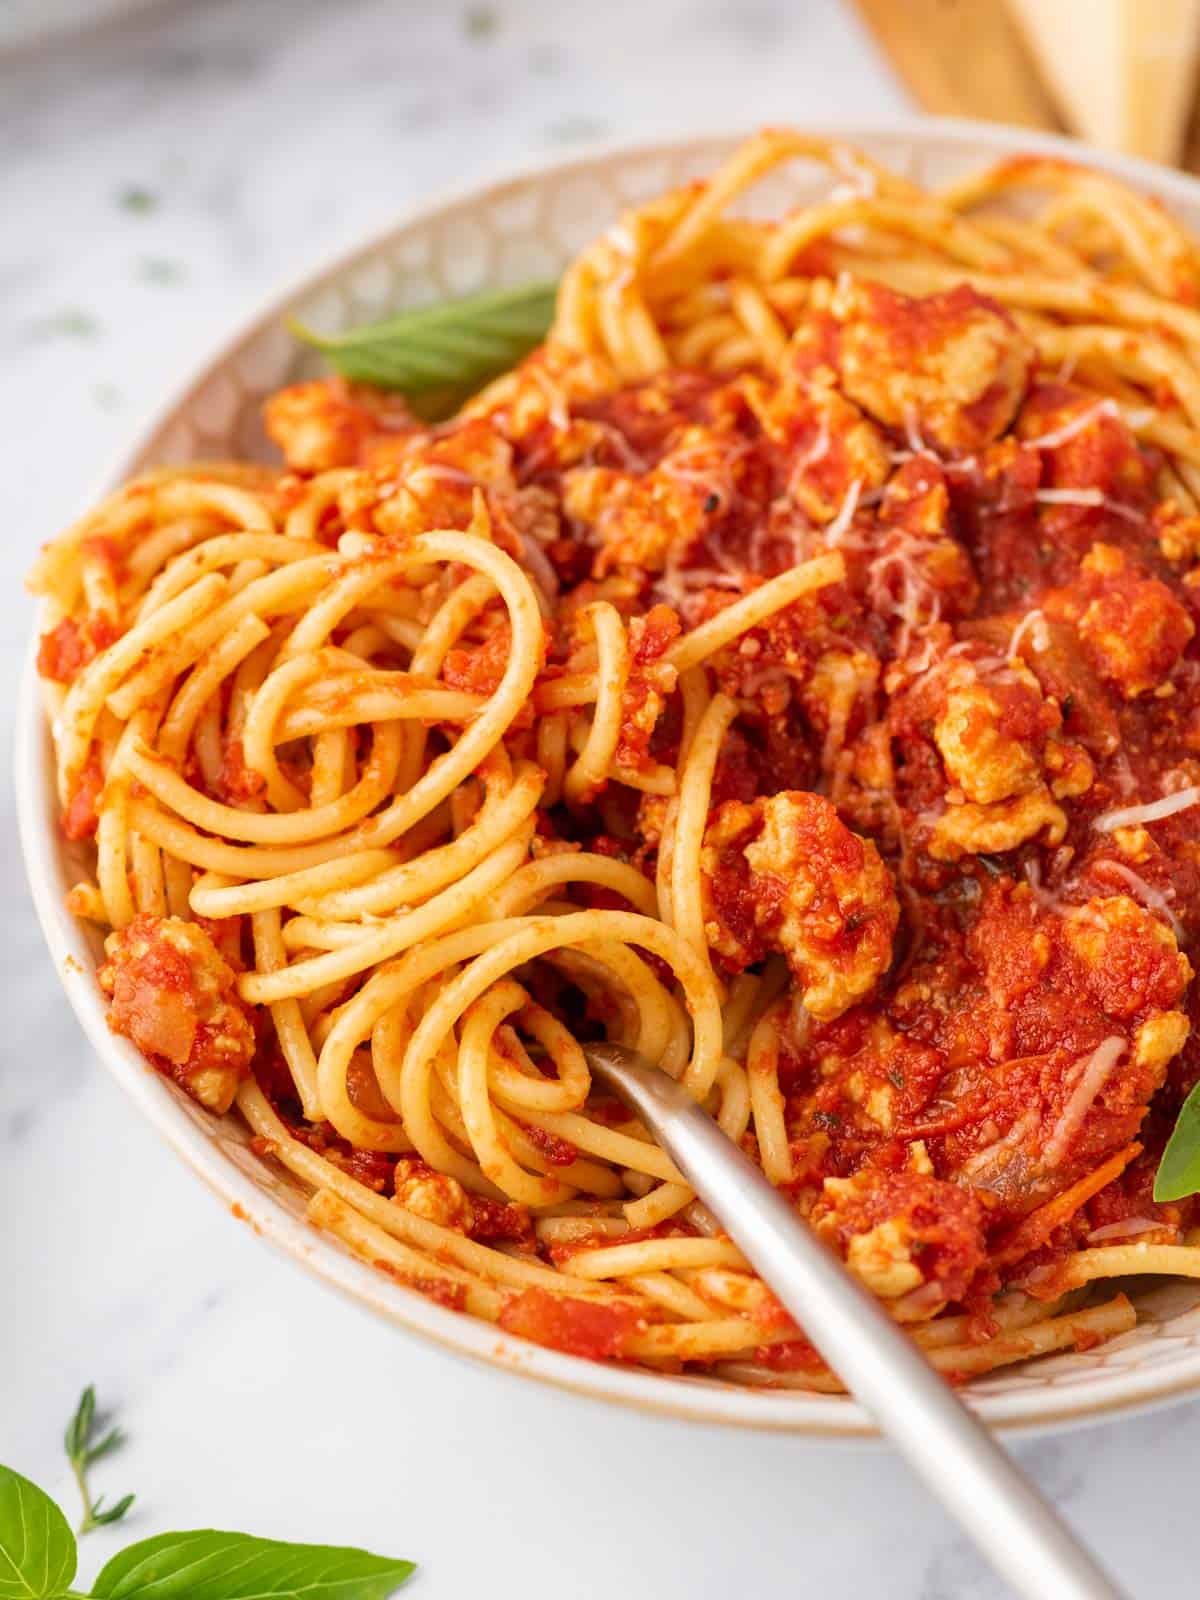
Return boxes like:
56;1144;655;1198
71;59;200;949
21;121;1200;1435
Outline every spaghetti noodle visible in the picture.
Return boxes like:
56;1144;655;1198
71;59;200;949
37;127;1200;1389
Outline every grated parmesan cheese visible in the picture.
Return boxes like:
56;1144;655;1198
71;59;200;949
1086;1216;1165;1243
1096;861;1183;940
1008;608;1050;658
1022;857;1057;911
407;463;476;488
786;419;831;494
1094;785;1200;832
1044;1036;1127;1168
1022;400;1118;452
822;477;863;547
1034;487;1143;525
866;530;944;657
529;365;571;434
1107;749;1138;798
515;534;560;602
960;1108;1040;1179
654;552;744;624
902;408;925;456
532;417;647;476
659;440;752;511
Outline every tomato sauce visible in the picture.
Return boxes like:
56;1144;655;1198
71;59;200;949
118;276;1200;1310
465;283;1200;1295
497;1287;646;1359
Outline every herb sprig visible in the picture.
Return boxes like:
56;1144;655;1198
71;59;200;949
290;278;558;419
64;1388;134;1536
0;1389;414;1600
1156;1081;1200;1201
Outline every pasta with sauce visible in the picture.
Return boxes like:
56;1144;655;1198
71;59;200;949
34;127;1200;1387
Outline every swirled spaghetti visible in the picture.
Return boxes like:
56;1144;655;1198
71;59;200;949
39;127;1200;1388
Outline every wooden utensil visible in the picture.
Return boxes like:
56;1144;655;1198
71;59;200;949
852;0;1200;170
851;0;1063;131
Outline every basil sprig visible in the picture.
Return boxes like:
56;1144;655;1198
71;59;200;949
1155;1080;1200;1201
64;1388;133;1535
0;1464;414;1600
291;279;558;418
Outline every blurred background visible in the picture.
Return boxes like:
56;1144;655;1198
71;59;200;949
0;0;902;546
5;5;1200;1597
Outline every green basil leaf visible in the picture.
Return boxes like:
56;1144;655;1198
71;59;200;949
1155;1078;1200;1200
290;279;558;418
91;1530;415;1600
0;1465;77;1599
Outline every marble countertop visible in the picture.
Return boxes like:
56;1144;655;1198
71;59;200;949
1;3;1194;1594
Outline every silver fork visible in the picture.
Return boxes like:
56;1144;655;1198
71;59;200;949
585;1042;1126;1600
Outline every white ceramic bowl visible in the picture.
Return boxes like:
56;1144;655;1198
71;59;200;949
20;120;1200;1436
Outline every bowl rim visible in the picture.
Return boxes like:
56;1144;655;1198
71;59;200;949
20;115;1200;1438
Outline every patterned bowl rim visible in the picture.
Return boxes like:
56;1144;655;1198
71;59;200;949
19;116;1200;1438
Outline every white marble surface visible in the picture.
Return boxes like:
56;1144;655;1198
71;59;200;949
1;3;1194;1595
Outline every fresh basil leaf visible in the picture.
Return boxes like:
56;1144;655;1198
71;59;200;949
291;279;558;418
0;1465;77;1599
91;1530;415;1599
1155;1078;1200;1200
